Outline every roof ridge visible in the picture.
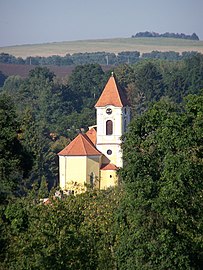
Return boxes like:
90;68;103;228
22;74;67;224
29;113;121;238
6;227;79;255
80;133;94;154
80;134;87;154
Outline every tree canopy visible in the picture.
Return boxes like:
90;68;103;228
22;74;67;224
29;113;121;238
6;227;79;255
117;96;203;269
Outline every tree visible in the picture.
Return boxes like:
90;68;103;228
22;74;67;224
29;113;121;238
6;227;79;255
184;54;203;95
2;75;23;96
68;64;105;109
114;64;136;89
116;96;203;269
0;71;7;87
0;94;32;200
136;61;164;102
163;66;186;103
38;175;49;199
2;196;88;269
1;187;123;269
17;67;62;188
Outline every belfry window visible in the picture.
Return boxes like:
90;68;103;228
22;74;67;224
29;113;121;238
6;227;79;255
106;120;113;135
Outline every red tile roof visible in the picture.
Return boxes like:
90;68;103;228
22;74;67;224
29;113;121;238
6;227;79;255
100;163;119;170
85;127;97;145
58;133;101;156
95;73;129;107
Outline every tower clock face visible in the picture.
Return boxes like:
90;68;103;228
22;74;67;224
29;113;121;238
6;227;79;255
106;108;112;115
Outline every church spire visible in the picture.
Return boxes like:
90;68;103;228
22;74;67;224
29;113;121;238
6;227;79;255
95;73;129;107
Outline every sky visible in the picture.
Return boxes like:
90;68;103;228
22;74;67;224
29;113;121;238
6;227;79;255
0;0;203;47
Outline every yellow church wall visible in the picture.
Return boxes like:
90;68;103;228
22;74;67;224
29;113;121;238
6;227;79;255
65;156;87;186
100;170;118;189
59;156;87;192
86;156;101;189
59;155;101;194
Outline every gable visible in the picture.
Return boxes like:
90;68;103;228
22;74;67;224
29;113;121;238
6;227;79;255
58;133;101;156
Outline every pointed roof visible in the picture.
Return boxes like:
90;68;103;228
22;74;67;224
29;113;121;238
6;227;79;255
58;133;101;156
95;72;129;107
100;163;119;170
85;127;97;145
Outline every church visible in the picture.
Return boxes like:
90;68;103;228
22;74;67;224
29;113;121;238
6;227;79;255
58;72;130;194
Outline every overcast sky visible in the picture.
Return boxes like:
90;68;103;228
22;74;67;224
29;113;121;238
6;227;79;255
0;0;203;47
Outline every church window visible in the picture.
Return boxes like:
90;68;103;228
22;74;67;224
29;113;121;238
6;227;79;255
106;120;113;135
107;149;112;155
106;108;112;115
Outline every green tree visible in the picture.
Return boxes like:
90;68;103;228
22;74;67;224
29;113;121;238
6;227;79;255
17;67;62;188
0;70;7;87
163;67;186;103
1;187;124;269
184;54;203;95
116;96;203;269
136;61;164;102
38;175;49;199
2;193;101;269
0;94;32;200
68;64;105;109
2;75;23;95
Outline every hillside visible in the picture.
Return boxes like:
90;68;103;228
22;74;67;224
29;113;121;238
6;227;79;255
1;37;203;58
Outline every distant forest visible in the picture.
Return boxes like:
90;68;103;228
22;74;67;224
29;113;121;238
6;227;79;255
132;31;199;40
0;50;201;67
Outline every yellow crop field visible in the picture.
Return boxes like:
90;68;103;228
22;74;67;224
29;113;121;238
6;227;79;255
0;37;203;58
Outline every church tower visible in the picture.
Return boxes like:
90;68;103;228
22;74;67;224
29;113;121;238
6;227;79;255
95;72;130;168
58;72;130;193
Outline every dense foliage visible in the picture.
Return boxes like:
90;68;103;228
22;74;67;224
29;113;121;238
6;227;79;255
0;54;203;268
0;70;7;87
0;188;122;269
0;50;201;66
117;96;203;269
0;95;32;198
132;31;199;40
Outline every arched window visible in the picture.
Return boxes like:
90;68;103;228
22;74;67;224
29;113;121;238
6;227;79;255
106;120;113;135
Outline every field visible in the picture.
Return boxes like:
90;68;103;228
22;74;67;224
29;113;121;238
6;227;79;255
0;63;75;78
0;63;112;79
0;37;203;58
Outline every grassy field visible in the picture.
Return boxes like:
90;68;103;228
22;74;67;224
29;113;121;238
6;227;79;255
0;37;203;58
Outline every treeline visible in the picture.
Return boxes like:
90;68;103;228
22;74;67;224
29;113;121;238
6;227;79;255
0;50;201;66
132;31;199;40
0;55;203;268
